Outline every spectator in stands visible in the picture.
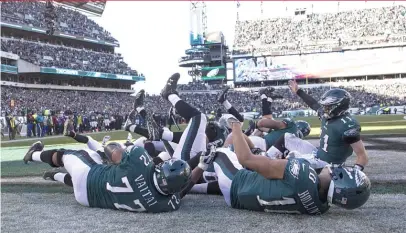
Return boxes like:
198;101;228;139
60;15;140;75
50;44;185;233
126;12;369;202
1;1;117;43
2;81;405;126
233;5;406;55
1;38;142;76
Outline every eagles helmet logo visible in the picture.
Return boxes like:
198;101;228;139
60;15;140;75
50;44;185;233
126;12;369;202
207;68;220;78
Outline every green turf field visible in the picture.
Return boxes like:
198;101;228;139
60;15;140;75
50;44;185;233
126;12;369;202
2;115;406;233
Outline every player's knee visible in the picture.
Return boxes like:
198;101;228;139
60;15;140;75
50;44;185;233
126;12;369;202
64;173;73;187
51;149;65;167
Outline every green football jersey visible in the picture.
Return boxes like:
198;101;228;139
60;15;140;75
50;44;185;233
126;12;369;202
317;114;361;164
86;146;181;213
264;118;298;149
230;158;329;215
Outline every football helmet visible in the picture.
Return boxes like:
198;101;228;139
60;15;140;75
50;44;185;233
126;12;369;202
327;166;371;210
295;120;311;138
319;89;351;119
205;121;229;147
154;159;191;195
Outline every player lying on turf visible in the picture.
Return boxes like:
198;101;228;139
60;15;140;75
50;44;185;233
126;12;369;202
41;131;135;185
123;84;229;160
211;119;371;215
123;88;225;159
277;80;368;170
24;141;217;213
42;73;223;196
217;86;311;152
22;73;221;213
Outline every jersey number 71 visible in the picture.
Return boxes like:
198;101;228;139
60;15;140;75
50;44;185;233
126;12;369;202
106;176;147;212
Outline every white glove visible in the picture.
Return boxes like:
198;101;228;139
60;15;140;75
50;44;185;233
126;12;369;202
102;135;111;146
126;133;133;142
354;164;365;171
198;145;217;171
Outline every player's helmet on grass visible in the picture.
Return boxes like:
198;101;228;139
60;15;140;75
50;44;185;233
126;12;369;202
206;121;229;147
319;89;351;119
327;166;371;210
154;159;191;195
296;120;311;138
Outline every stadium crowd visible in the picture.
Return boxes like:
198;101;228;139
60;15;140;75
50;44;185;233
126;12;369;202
2;82;405;120
1;1;117;43
1;38;141;76
178;81;228;91
233;5;406;55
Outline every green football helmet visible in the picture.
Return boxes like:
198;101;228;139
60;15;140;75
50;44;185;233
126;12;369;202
154;159;191;195
327;166;371;210
319;89;351;119
295;120;311;138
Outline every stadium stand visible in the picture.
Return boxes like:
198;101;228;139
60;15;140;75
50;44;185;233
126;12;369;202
1;1;117;43
233;5;406;55
1;38;140;75
178;81;228;91
2;80;405;119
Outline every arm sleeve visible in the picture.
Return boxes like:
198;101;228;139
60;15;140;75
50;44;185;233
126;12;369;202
296;89;322;112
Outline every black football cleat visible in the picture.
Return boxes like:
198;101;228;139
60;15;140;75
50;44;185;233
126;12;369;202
152;113;162;127
43;170;58;181
259;87;283;100
146;115;163;141
161;73;180;100
217;86;230;104
259;87;274;97
133;89;145;109
23;141;44;164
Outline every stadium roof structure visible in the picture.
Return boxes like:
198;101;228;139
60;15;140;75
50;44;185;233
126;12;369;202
59;1;106;16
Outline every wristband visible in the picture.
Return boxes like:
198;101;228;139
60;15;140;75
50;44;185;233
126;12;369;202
354;164;364;171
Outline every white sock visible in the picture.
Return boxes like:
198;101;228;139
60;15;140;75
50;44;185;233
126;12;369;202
54;172;67;184
223;100;232;110
266;146;283;159
261;94;273;102
190;183;208;194
158;152;171;161
136;107;144;113
32;151;43;162
168;94;181;106
162;130;173;141
129;125;136;132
